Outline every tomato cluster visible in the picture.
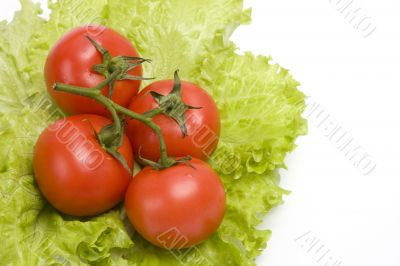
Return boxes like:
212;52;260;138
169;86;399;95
33;26;225;249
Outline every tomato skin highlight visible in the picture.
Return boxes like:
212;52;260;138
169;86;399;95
45;26;142;116
126;80;220;162
124;158;226;248
33;114;133;217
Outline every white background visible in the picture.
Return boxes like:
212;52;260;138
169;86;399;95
1;1;400;266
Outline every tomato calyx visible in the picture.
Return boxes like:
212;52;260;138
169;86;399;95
137;145;193;170
86;35;153;98
83;115;132;174
146;70;202;136
96;117;133;174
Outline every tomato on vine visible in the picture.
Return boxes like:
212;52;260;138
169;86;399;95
43;24;226;247
126;71;221;163
33;114;133;216
124;158;226;248
45;25;150;116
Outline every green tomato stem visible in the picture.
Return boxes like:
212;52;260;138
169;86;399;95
93;70;120;90
143;108;163;118
53;78;172;168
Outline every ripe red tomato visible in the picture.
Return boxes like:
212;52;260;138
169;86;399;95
124;158;226;248
33;114;133;216
45;26;142;116
126;80;220;162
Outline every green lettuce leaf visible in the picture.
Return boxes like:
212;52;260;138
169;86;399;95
0;2;133;265
104;0;251;82
198;32;308;178
0;0;307;265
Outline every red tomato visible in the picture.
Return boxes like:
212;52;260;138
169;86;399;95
126;80;220;162
124;158;226;248
33;114;133;216
45;26;142;116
